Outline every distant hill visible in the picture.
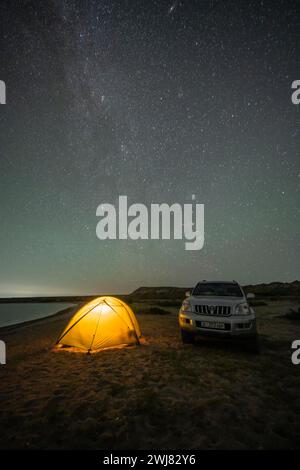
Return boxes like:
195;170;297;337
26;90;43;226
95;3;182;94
129;286;189;300
129;281;300;300
243;280;300;297
1;281;299;303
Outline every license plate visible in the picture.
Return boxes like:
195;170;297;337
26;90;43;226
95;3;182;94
200;321;225;329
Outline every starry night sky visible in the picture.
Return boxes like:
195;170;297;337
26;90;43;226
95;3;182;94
0;0;299;296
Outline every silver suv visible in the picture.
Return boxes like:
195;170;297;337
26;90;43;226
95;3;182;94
179;280;257;348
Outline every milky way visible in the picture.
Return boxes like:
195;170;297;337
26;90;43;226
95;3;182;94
0;0;299;296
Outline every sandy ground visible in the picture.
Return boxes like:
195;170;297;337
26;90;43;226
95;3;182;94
0;300;300;449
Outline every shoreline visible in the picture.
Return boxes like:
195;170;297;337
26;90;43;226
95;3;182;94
0;305;79;334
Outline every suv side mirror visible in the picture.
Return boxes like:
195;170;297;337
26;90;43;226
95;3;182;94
247;293;255;299
185;291;191;298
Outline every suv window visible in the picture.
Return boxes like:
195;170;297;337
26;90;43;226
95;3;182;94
192;283;243;297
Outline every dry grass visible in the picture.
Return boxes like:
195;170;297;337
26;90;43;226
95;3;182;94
0;300;300;449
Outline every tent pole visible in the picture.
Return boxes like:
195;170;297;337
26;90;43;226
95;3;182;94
56;298;104;345
104;300;140;346
88;303;103;353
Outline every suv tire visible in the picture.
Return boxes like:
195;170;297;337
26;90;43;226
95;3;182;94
181;329;195;344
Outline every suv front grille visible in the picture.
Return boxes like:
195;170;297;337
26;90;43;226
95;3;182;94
194;305;231;316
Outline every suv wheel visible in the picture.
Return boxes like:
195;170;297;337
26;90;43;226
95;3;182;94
181;329;195;344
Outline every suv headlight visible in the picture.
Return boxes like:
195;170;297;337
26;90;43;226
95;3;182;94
234;302;250;316
181;299;191;312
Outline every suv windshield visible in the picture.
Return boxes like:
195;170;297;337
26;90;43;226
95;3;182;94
192;283;243;297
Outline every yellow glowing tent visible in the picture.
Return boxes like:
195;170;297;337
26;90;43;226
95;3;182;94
56;296;141;353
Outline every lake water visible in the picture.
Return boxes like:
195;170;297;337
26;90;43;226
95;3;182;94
0;303;76;328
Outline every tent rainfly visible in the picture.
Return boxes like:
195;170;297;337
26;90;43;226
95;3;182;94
56;296;141;353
